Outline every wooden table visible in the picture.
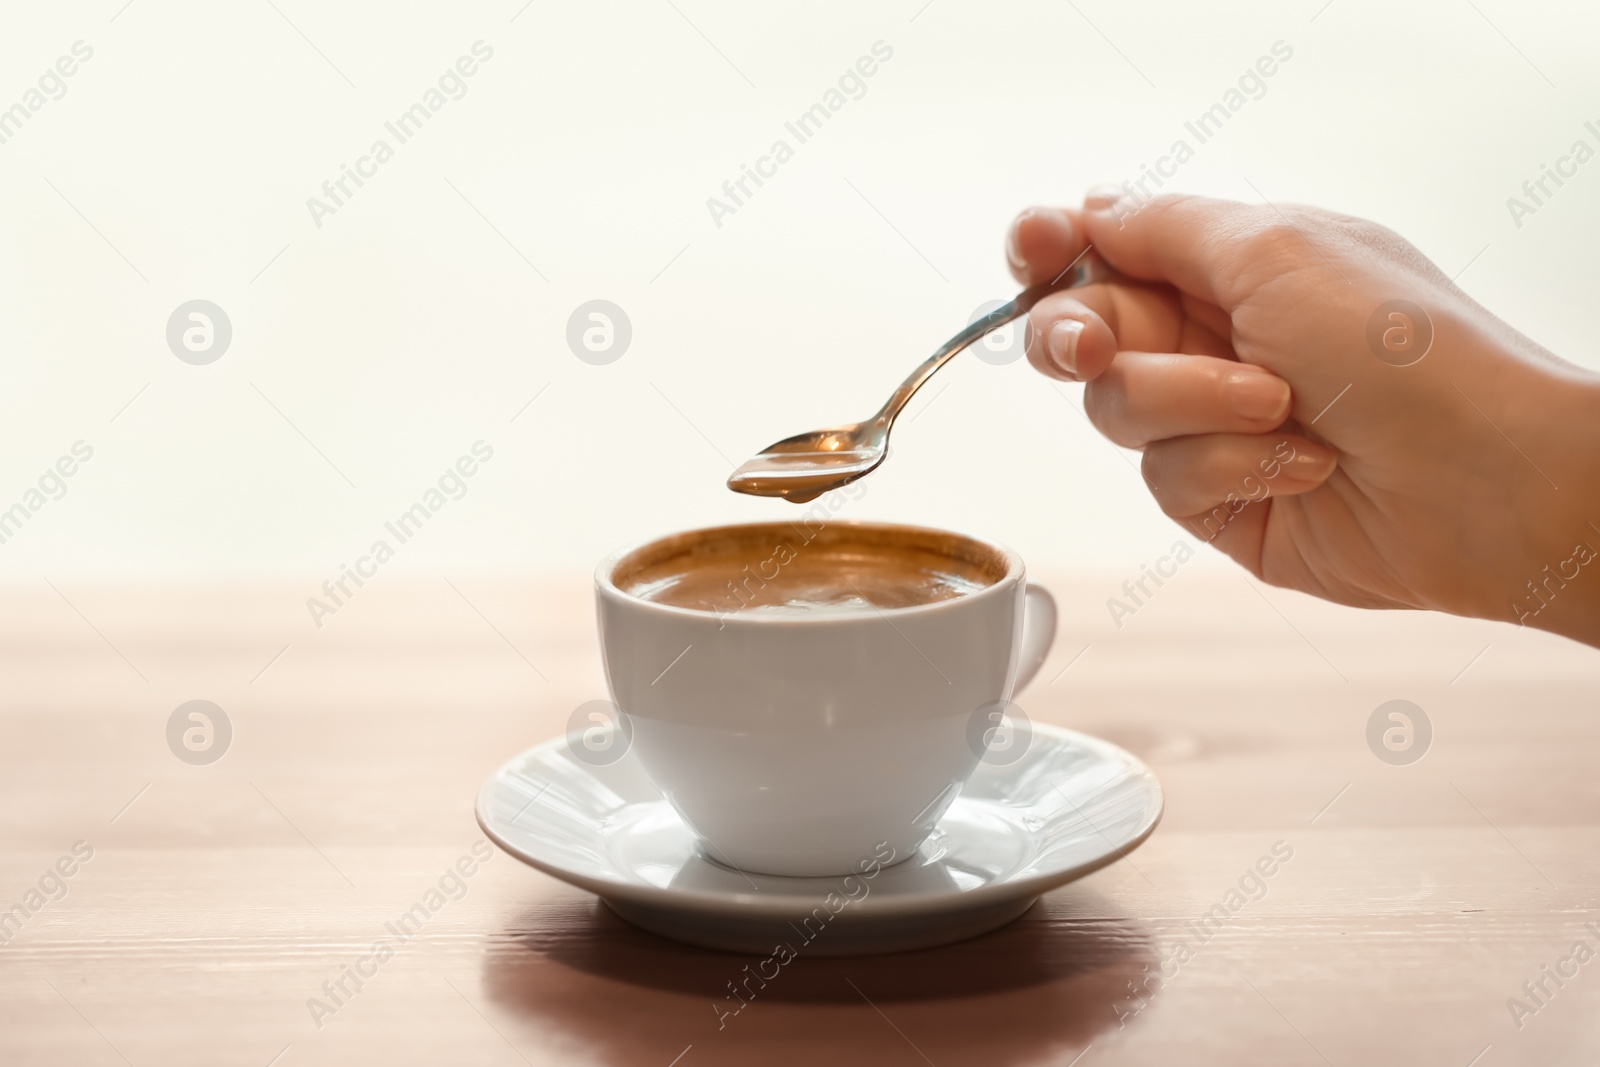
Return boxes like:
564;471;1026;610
3;571;1597;1066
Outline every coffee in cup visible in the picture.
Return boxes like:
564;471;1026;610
618;523;998;618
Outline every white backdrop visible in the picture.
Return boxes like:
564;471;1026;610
1;0;1596;585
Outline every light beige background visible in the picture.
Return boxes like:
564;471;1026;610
0;0;1595;591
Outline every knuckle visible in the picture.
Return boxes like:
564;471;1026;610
1331;214;1434;272
1240;218;1307;258
1128;192;1211;236
1229;209;1346;282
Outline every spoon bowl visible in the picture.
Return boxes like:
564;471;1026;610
725;422;887;503
728;250;1110;503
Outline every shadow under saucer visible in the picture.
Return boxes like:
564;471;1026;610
481;885;1155;1067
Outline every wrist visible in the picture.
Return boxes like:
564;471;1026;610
1492;362;1600;646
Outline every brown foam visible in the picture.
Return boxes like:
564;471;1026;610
613;523;1009;616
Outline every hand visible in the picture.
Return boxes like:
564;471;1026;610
1006;191;1600;648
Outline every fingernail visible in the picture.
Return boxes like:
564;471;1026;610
1047;319;1083;375
1006;208;1035;274
1085;185;1125;210
1226;370;1291;422
1284;446;1338;482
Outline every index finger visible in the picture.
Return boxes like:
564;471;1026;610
1082;191;1276;312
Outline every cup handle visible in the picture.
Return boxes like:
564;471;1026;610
1013;583;1058;695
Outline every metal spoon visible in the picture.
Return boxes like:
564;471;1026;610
727;250;1112;503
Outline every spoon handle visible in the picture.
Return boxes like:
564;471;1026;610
874;249;1113;427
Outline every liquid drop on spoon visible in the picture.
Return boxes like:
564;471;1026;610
725;448;882;503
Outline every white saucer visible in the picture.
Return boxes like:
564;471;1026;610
476;723;1162;955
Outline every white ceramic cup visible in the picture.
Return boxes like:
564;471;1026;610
594;520;1056;878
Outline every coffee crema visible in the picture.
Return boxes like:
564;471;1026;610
614;523;1006;616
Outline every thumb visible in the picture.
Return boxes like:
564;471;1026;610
1082;190;1270;312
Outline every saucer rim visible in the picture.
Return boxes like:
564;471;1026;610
475;723;1163;920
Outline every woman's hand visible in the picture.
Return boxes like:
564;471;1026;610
1007;191;1600;647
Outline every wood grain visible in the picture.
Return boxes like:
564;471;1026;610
1;571;1596;1066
